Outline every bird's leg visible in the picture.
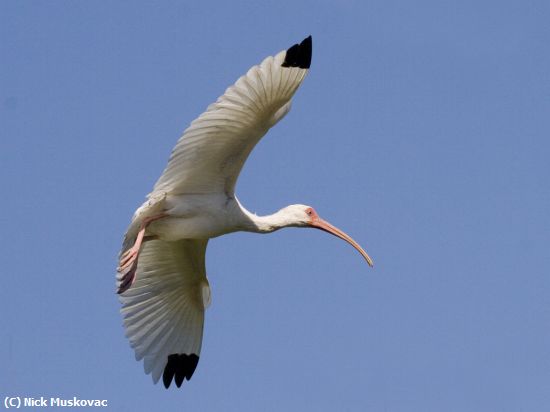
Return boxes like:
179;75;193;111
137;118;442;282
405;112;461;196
117;214;166;294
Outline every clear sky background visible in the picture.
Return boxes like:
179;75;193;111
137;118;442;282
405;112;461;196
1;1;549;411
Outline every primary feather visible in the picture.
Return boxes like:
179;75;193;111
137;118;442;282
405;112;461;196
152;36;312;196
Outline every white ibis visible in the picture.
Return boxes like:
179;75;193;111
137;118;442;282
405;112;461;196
117;36;373;388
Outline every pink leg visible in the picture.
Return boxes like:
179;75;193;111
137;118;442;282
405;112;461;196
117;214;166;294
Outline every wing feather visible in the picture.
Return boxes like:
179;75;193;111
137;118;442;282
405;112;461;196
119;238;209;387
151;36;312;196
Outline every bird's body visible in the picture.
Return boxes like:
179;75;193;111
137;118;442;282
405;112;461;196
117;36;373;388
146;193;244;240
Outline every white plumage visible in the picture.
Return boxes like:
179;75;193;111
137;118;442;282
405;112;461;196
152;44;307;196
120;239;209;383
117;36;373;388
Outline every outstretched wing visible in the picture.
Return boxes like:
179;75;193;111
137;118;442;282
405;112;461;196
151;36;312;196
118;239;211;388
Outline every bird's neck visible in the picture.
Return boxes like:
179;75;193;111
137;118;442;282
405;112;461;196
238;204;291;234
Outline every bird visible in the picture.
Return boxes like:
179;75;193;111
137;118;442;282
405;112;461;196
117;35;373;389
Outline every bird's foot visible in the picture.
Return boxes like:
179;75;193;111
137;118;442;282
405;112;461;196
116;213;166;294
118;247;138;270
117;257;138;294
117;247;140;294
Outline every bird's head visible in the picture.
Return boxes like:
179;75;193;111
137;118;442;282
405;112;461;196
279;204;374;267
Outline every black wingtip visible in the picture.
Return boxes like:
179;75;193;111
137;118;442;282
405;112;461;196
162;354;199;389
281;35;312;69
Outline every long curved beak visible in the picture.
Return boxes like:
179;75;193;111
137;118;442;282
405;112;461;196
310;218;374;267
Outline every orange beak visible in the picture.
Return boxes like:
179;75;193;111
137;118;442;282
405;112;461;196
310;217;374;267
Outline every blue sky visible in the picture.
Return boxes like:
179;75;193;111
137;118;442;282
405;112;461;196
1;1;549;411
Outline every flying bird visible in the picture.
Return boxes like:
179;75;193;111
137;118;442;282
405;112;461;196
117;36;373;389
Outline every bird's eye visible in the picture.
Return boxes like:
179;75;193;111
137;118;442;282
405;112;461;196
306;209;313;216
